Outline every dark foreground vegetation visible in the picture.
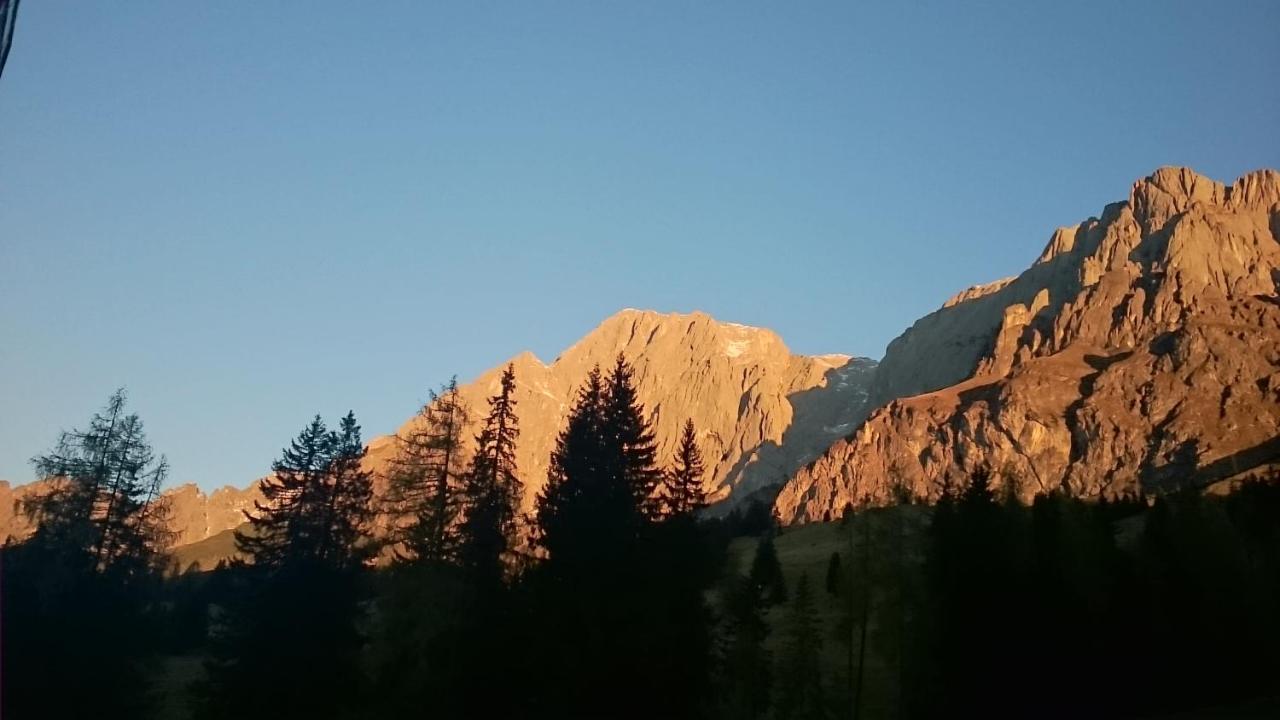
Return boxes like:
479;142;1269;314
3;366;1279;719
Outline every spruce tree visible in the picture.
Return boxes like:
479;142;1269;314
234;410;373;570
204;412;374;720
604;354;664;520
750;532;788;604
458;363;523;583
663;418;708;517
537;356;663;565
718;574;773;720
382;378;470;564
322;411;376;568
235;415;330;568
776;573;827;720
535;364;615;567
825;551;842;596
532;362;721;717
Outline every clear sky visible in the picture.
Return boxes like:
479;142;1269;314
1;2;1277;491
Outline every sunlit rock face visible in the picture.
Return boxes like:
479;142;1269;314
365;309;877;514
0;478;264;548
776;168;1280;524
0;311;876;546
161;483;265;546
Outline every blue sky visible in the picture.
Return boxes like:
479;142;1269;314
2;1;1277;490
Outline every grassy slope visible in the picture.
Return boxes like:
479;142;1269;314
169;527;244;573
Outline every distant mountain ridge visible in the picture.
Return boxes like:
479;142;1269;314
2;310;876;549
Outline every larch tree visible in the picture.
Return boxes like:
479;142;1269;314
24;388;172;576
382;378;470;564
4;389;173;720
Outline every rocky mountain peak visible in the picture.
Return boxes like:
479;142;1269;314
775;167;1280;524
362;309;876;520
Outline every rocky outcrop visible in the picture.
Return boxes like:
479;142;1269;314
776;167;1280;523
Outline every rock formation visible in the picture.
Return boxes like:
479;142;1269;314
775;167;1280;523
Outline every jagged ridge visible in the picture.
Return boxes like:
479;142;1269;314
776;167;1280;523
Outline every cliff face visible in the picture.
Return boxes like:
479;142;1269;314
0;479;263;548
367;309;877;514
776;168;1280;523
161;483;265;547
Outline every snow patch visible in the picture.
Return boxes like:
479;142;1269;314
724;339;752;358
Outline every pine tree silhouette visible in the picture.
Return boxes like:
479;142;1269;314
604;354;664;520
322;412;376;568
235;413;374;570
530;361;716;718
663;418;708;517
458;363;523;584
750;532;788;604
776;573;827;720
536;364;618;567
825;551;842;597
718;574;773;720
203;412;374;720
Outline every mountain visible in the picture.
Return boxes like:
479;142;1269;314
1;310;874;548
775;167;1280;523
365;309;876;514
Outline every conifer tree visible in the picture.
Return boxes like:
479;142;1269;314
604;354;663;520
236;415;327;568
750;532;788;604
458;363;523;583
3;390;172;720
23;388;173;576
535;365;616;566
204;412;374;720
663;418;708;517
382;379;470;564
322;412;376;567
718;574;773;720
235;411;373;570
537;356;664;564
531;362;720;717
825;551;842;596
776;573;827;720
